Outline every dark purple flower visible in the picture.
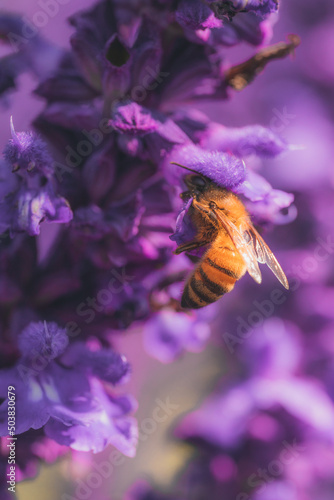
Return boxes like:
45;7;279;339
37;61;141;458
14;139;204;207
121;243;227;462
173;0;277;48
0;52;27;99
4;118;54;179
34;53;100;103
17;321;69;361
1;119;73;236
208;0;278;19
176;0;223;30
69;3;161;103
0;13;62;104
169;197;196;247
0;321;138;455
110;101;160;136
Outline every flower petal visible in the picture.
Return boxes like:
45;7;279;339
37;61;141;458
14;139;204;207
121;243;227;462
176;0;222;30
144;310;210;363
169;197;196;247
18;321;68;361
235;170;296;224
201;124;287;157
44;380;138;455
110;101;159;136
16;185;73;236
170;144;246;189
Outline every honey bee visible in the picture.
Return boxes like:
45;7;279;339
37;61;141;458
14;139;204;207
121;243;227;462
172;163;289;309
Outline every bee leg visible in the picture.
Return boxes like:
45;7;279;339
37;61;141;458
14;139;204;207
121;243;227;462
175;240;208;255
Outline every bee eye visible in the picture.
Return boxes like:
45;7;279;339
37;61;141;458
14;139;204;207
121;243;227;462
209;201;217;209
191;175;206;187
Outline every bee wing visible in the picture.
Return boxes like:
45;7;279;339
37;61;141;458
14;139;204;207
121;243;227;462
212;209;262;284
245;225;289;290
212;209;288;289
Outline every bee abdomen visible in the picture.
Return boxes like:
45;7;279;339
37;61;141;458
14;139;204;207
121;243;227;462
181;249;245;309
181;283;205;309
205;257;239;280
198;268;229;297
181;267;230;309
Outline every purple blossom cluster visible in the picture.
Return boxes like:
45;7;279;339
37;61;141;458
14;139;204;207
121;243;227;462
1;0;331;498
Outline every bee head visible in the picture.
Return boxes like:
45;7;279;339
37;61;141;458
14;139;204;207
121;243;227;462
170;162;209;198
184;173;208;197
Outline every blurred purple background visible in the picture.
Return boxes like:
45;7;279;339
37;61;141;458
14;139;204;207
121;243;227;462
1;1;334;499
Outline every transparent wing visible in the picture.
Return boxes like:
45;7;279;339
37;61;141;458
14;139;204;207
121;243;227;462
245;224;289;289
212;209;262;284
212;209;289;289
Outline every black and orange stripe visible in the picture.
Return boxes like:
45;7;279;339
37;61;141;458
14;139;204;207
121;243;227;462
181;251;243;309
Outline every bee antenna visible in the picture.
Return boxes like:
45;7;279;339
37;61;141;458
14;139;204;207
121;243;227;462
170;162;207;180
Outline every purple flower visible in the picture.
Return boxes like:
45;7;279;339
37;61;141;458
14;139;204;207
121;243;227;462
110;101;160;136
168;144;246;188
235;170;297;225
69;4;161;102
200;124;288;158
252;481;297;500
14;184;72;236
176;0;223;30
0;51;27;99
4;117;54;179
170;197;196;247
178;319;334;450
208;0;279;19
0;321;138;456
143;309;211;363
174;0;276;47
34;53;99;103
0;13;62;100
1;119;73;236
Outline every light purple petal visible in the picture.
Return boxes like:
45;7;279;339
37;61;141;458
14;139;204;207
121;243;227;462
235;170;296;224
178;382;257;448
238;318;302;378
44;380;138;455
201;124;287;157
144;310;210;363
253;481;297;500
251;377;334;437
16;186;73;236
